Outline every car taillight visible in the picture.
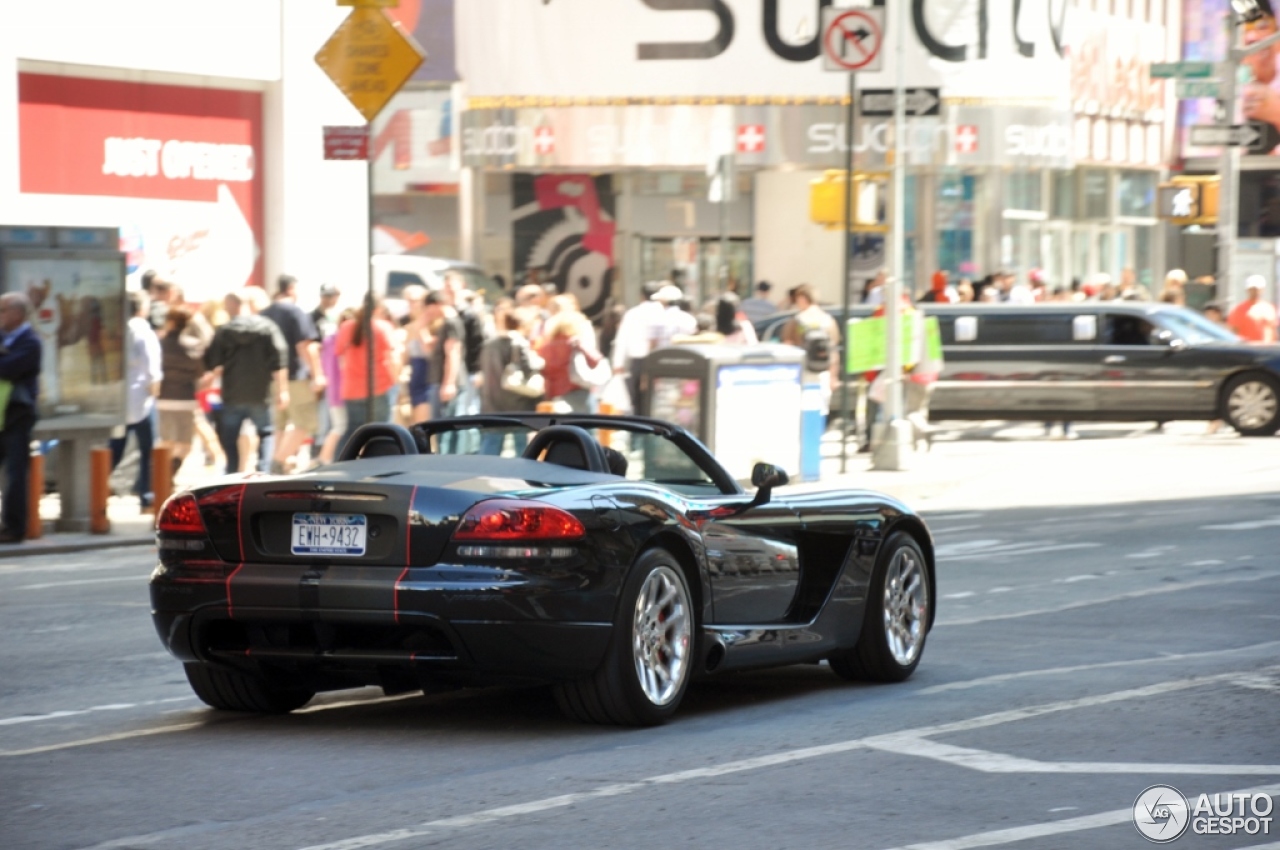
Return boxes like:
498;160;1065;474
453;499;585;541
157;493;206;534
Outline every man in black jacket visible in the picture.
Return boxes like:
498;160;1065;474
0;292;43;543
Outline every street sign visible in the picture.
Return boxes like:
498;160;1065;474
859;87;941;117
821;7;885;73
1190;122;1269;148
315;6;425;122
323;125;369;160
1150;61;1215;79
1175;79;1221;99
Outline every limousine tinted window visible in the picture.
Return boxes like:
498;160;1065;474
1104;314;1157;345
949;314;1083;345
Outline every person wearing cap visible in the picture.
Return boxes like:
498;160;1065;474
1228;276;1279;343
609;281;666;412
650;283;696;351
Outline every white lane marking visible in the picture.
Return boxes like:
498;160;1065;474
1232;673;1280;693
17;575;144;591
1056;574;1101;583
918;641;1280;694
926;525;985;536
943;592;975;599
865;735;1280;775
62;672;1278;850
1047;807;1078;813
0;560;126;575
0;697;191;727
934;540;1004;557
988;587;1012;593
0;692;420;756
939;572;1279;627
1202;518;1280;530
944;543;1103;562
1189;559;1226;566
877;783;1280;850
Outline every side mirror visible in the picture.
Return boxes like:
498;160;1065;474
751;462;790;491
1152;329;1186;350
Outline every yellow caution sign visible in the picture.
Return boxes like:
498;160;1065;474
315;6;425;123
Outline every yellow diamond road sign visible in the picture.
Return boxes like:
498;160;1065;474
315;6;425;123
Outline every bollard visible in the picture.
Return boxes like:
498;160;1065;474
26;447;43;540
597;403;615;448
90;446;112;534
149;444;173;516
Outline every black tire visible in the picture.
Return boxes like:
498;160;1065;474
184;663;315;714
554;548;694;726
1221;372;1280;436
829;532;932;683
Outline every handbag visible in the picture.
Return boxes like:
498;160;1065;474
570;349;611;389
500;339;545;399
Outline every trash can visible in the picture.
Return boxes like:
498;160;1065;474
640;344;804;481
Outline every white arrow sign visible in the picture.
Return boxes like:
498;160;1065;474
860;88;942;117
1189;124;1261;148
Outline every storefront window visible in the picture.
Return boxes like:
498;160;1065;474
937;173;976;276
1051;171;1075;219
1118;170;1156;217
1004;171;1044;212
1081;169;1110;219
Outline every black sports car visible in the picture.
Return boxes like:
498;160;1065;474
150;414;936;726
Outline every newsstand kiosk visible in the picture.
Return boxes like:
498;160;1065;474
639;344;817;482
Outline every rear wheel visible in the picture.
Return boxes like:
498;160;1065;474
184;663;315;714
829;532;931;683
554;548;693;726
1221;372;1280;436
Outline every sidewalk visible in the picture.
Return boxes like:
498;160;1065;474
1;420;1273;558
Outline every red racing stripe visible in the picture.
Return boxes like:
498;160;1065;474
393;566;410;624
225;563;245;618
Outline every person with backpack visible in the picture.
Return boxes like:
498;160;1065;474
781;283;838;427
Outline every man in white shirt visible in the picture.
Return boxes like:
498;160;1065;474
110;290;163;508
610;281;667;411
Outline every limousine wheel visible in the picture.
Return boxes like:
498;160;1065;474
1222;372;1280;437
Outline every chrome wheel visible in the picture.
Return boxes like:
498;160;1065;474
882;547;928;667
631;565;691;706
1227;379;1279;431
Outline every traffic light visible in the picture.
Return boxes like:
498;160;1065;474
1158;176;1219;225
809;170;890;232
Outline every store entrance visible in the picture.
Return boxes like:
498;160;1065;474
1070;224;1137;286
637;236;753;308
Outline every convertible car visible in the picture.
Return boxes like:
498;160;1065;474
150;414;936;726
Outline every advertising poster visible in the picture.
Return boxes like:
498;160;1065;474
18;73;264;300
512;174;616;318
3;254;125;419
715;364;801;481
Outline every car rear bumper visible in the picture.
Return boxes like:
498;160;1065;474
150;559;618;682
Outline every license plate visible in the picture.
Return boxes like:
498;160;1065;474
291;513;367;556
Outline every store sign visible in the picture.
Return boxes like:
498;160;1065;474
370;88;458;193
18;73;264;295
457;0;1070;101
462;104;1074;170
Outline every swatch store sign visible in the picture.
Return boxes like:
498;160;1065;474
462;104;1074;171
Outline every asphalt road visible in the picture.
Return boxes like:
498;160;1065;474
2;427;1278;850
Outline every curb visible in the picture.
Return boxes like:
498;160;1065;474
0;534;155;560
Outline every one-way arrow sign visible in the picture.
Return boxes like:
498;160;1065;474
859;88;942;117
1189;123;1262;148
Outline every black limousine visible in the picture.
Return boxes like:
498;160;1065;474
757;302;1280;436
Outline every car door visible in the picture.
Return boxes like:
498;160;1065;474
931;310;1100;418
696;499;801;625
1097;311;1220;415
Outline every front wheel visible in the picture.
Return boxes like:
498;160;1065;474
184;663;315;714
1221;372;1280;436
829;532;932;683
554;548;694;726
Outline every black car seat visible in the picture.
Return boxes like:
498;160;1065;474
338;423;420;461
602;445;628;477
521;425;610;473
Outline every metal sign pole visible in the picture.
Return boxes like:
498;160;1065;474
366;127;376;407
839;71;856;475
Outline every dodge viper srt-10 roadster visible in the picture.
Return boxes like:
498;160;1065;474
150;414;936;726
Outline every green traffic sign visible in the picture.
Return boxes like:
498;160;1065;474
1150;61;1215;79
1176;79;1221;99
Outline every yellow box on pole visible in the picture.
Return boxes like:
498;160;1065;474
808;169;891;233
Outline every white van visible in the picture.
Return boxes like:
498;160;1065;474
370;255;502;317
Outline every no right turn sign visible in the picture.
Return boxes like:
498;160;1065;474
821;7;885;73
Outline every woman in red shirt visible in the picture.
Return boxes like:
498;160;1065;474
336;300;400;454
537;308;607;413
